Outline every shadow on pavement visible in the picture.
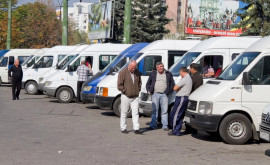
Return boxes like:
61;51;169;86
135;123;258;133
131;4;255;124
191;131;223;143
86;105;100;109
21;98;43;100
100;111;116;117
265;149;270;157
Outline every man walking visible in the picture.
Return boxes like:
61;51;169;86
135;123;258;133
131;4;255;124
190;63;203;93
8;59;23;100
146;62;175;131
117;60;143;134
169;67;192;136
76;60;92;102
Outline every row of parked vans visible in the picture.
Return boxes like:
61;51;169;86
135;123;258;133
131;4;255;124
1;36;270;145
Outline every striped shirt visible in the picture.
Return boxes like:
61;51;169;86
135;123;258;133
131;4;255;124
76;65;92;81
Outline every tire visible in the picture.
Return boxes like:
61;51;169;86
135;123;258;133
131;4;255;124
25;81;38;95
219;113;252;145
113;97;132;118
56;87;74;103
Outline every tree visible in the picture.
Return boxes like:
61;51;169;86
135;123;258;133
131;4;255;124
131;0;170;43
235;0;270;36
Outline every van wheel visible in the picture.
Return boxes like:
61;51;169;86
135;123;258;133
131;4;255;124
56;87;74;103
113;97;132;118
25;81;38;95
219;113;252;145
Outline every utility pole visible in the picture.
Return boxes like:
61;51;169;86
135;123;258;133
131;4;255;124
6;0;12;49
123;0;131;44
62;0;68;45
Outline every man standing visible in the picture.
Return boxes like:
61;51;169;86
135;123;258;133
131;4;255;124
146;62;175;131
190;63;203;93
117;60;143;134
76;60;92;102
169;67;192;136
8;59;23;100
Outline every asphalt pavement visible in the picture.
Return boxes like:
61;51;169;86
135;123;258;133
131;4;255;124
0;85;270;165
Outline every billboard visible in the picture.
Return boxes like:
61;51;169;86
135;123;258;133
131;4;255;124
88;1;113;40
186;0;244;36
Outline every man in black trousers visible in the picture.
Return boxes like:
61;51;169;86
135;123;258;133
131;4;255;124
8;59;23;100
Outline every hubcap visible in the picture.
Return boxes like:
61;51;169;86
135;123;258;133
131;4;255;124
60;90;70;101
228;121;246;139
27;83;36;93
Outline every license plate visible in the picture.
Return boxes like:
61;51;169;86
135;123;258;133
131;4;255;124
260;131;270;141
184;116;190;123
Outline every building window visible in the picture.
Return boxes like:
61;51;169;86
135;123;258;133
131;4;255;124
178;2;181;6
83;26;86;29
84;20;87;23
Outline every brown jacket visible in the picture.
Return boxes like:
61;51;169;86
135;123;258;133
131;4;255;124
117;68;142;98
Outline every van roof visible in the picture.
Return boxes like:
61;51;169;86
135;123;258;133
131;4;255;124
81;44;131;52
4;49;39;55
73;45;90;52
189;37;261;52
139;40;201;53
244;36;270;52
45;46;80;53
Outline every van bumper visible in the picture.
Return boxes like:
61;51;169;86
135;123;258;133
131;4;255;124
43;87;57;97
81;93;95;103
95;95;114;109
185;111;222;132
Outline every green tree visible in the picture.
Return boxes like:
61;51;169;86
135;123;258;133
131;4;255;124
235;0;270;36
131;0;170;43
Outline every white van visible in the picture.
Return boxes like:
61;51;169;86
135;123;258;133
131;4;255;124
38;45;90;92
94;40;201;117
21;48;50;71
185;36;270;144
22;45;80;95
0;49;39;84
260;103;270;142
139;37;261;116
43;44;131;103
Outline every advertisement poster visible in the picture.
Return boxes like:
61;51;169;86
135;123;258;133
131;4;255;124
186;0;244;36
88;1;112;40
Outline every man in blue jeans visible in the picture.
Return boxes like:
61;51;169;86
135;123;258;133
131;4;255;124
146;62;175;131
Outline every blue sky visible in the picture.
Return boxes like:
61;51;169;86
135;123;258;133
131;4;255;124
17;0;99;8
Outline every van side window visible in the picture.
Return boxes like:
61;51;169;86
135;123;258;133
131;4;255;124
9;56;14;65
99;55;116;70
18;56;28;64
249;56;270;85
72;56;93;71
231;53;240;61
168;51;187;68
197;55;223;77
0;57;8;67
138;56;162;76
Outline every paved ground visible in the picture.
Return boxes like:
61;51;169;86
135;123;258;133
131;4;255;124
0;85;270;165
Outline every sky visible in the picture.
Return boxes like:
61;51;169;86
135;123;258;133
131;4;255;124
16;0;99;8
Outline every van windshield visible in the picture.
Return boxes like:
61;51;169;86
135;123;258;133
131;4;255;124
102;54;123;73
58;55;75;69
61;54;79;70
217;52;261;80
36;56;54;68
22;55;34;66
169;52;201;76
119;53;143;72
0;56;8;67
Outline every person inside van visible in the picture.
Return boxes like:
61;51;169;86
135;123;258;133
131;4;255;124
202;60;214;78
85;57;92;70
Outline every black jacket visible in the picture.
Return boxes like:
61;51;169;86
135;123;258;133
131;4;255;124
8;65;23;82
146;70;175;95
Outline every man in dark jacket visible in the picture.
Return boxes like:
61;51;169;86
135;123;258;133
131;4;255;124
190;63;203;93
146;62;175;131
117;60;143;134
8;59;23;100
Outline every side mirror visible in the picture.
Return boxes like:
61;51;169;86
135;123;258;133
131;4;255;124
32;63;37;68
26;63;31;67
56;64;60;69
242;72;251;85
67;65;73;72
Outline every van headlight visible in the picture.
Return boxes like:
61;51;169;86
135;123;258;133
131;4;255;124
198;101;213;115
44;81;52;87
99;87;108;97
83;86;92;91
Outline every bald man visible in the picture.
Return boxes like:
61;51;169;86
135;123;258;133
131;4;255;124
117;60;143;134
8;59;23;100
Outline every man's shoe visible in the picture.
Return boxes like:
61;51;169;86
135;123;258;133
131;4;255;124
145;126;155;131
163;128;169;131
134;130;144;134
121;130;129;134
168;131;174;136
